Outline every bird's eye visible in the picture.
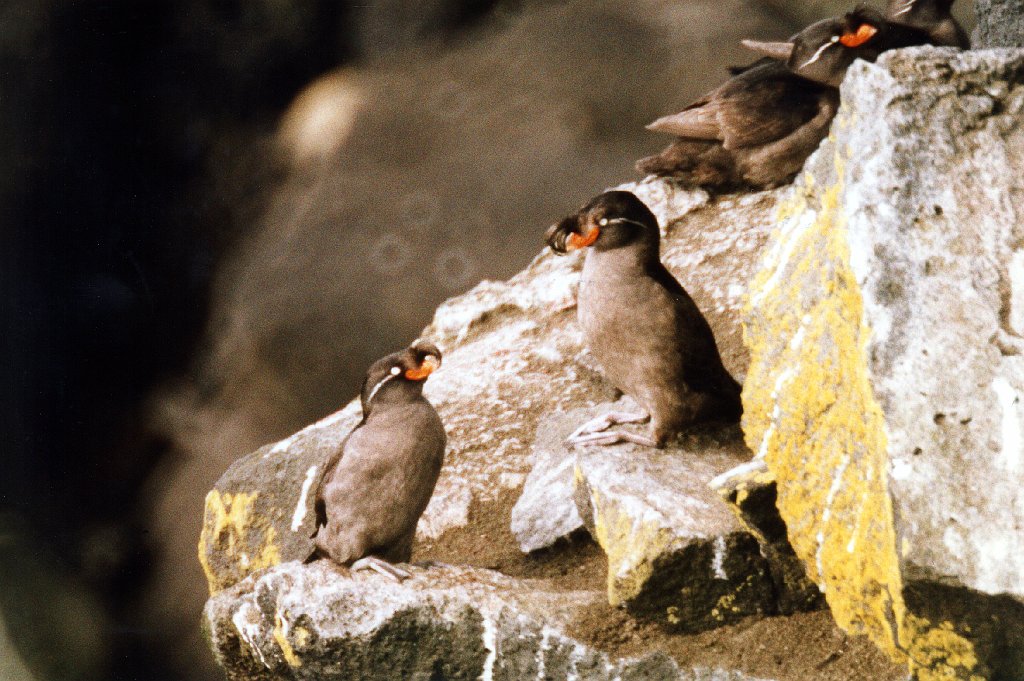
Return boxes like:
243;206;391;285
598;218;609;226
390;366;402;375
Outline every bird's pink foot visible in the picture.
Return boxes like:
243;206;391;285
351;556;413;582
567;429;657;449
565;411;649;444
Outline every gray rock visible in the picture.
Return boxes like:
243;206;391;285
510;396;645;553
203;560;775;681
573;427;775;632
975;0;1024;47
743;47;1024;680
509;410;587;554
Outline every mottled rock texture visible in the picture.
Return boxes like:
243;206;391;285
204;561;774;681
743;47;1024;681
974;0;1024;47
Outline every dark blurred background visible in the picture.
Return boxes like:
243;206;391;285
0;1;974;680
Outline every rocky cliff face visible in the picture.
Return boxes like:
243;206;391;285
200;44;1024;681
744;46;1024;680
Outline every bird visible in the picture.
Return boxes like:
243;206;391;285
545;191;742;448
885;0;969;48
313;340;445;581
636;7;934;189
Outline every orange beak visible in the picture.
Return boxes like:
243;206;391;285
840;23;877;48
405;354;440;381
566;225;600;251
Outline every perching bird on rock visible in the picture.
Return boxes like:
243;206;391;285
313;340;445;581
545;191;742;448
886;0;969;48
637;7;935;189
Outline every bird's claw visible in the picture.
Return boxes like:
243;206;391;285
351;557;413;582
565;411;649;443
567;429;658;449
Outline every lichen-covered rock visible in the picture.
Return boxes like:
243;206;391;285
709;460;824;615
974;0;1024;48
198;407;361;593
203;560;775;681
743;47;1024;680
572;428;774;632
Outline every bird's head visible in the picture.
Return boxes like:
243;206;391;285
743;7;890;87
360;340;442;413
545;191;660;256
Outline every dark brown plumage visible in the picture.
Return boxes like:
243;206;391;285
637;7;936;190
886;0;969;48
546;191;741;448
313;340;445;579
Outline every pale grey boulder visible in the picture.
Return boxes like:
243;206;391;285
510;396;646;553
198;405;361;593
572;430;775;632
508;409;588;554
742;46;1024;680
203;560;776;681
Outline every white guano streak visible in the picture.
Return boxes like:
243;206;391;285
712;536;728;580
291;465;318;532
993;377;1023;471
232;603;270;669
892;0;915;16
480;615;497;681
534;627;553;681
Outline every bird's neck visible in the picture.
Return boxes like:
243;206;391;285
585;242;660;276
363;382;426;419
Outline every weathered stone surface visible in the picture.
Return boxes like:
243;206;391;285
743;47;1024;680
204;560;774;681
572;427;774;632
200;176;780;594
509;409;589;554
975;0;1024;48
709;460;824;615
510;396;648;553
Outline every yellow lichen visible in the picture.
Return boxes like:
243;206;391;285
902;616;983;681
197;490;282;593
273;612;302;668
742;110;989;679
293;626;310;647
711;592;738;621
743;138;905;659
587;485;675;605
